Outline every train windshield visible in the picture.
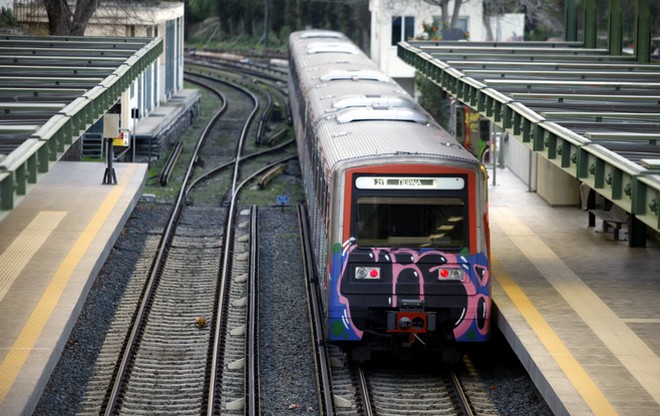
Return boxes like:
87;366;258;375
354;196;465;249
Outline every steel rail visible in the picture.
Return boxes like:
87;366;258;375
185;138;294;196
356;365;374;416
298;204;335;416
247;206;259;416
158;139;183;186
450;369;476;416
206;74;260;416
188;57;288;84
101;73;228;416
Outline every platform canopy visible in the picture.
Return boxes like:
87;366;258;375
398;38;660;236
0;35;162;216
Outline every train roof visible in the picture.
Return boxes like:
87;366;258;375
315;116;477;169
289;30;480;171
307;81;411;120
291;33;425;125
289;31;372;68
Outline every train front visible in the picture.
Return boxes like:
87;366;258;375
327;166;490;361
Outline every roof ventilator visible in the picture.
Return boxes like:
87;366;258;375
332;94;415;110
300;31;344;39
335;106;428;124
306;43;360;55
320;70;390;82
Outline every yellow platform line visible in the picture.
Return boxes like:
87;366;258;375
493;256;619;415
0;211;67;302
492;206;660;409
0;164;137;402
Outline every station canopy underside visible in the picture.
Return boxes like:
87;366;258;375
399;40;660;234
0;34;162;216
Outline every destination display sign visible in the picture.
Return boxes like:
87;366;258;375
355;176;465;190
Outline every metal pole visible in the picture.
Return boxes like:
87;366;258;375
132;115;136;162
608;0;623;56
264;0;270;48
527;149;534;193
634;0;652;64
491;126;497;186
584;0;598;48
103;138;117;185
564;0;578;42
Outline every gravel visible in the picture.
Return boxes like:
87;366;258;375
257;206;320;415
470;330;554;416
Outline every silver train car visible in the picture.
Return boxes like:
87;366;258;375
288;30;491;361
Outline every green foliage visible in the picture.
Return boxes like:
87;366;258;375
185;0;218;22
525;24;562;42
0;7;17;27
186;0;370;50
415;74;449;129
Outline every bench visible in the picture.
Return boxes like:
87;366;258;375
589;204;629;240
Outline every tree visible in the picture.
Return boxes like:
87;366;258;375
422;0;464;33
43;0;99;35
481;0;563;41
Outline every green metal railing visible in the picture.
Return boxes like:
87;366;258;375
0;36;162;215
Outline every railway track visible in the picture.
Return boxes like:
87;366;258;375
352;360;499;416
312;348;501;416
60;59;298;414
357;365;470;415
100;72;257;415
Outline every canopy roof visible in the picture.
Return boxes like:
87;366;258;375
399;39;660;234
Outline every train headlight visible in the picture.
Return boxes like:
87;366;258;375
355;266;380;280
438;267;463;281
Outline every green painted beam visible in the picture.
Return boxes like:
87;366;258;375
635;174;660;230
0;172;10;211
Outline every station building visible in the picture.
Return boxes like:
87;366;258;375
369;0;523;96
13;0;185;110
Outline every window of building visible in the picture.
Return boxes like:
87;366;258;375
391;16;415;45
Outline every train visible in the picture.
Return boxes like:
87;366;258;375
288;30;491;361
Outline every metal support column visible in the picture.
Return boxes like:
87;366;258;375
584;0;598;48
565;0;578;42
629;215;647;248
608;0;623;55
635;0;652;63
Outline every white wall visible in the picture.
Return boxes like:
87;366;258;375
488;13;525;41
369;0;486;80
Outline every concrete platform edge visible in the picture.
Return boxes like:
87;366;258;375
1;163;148;416
493;287;592;416
28;166;147;416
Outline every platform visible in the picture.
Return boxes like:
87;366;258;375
0;161;146;416
490;168;660;416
